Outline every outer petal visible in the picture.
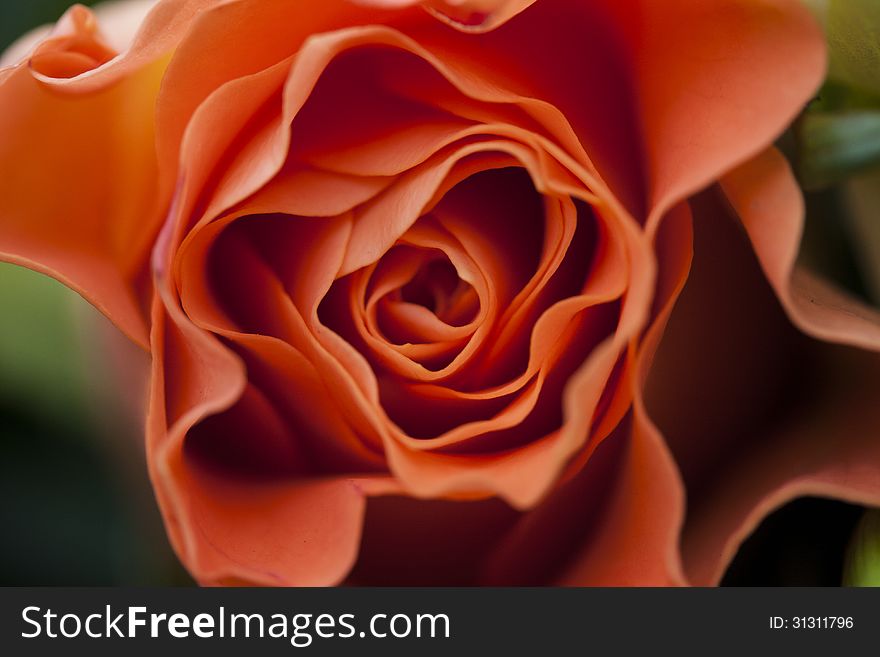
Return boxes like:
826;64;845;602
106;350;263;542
170;471;369;587
705;149;880;583
0;10;157;345
600;0;825;223
680;346;880;586
0;1;220;346
649;150;880;585
147;291;381;586
723;149;880;351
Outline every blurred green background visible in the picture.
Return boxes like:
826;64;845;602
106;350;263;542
0;0;878;586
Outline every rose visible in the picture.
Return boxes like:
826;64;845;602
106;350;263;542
2;0;878;586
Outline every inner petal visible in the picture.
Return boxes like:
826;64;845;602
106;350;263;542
366;244;481;371
320;164;546;381
398;255;479;327
369;245;480;347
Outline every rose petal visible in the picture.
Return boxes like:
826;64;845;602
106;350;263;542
351;494;519;585
601;0;825;224
424;0;535;30
553;203;693;585
485;203;691;585
680;344;880;586
2;1;226;90
400;0;644;216
647;152;880;585
0;1;232;346
152;1;423;208
168;469;370;586
353;0;536;32
723;148;880;351
0;8;169;346
149;285;381;585
160;17;626;285
681;149;880;585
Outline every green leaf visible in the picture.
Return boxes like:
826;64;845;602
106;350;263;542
842;170;880;303
797;109;880;189
844;510;880;586
0;262;90;420
826;0;880;97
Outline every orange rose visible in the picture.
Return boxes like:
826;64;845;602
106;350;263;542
2;0;878;585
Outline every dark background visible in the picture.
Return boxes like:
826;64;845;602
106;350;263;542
0;0;868;586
